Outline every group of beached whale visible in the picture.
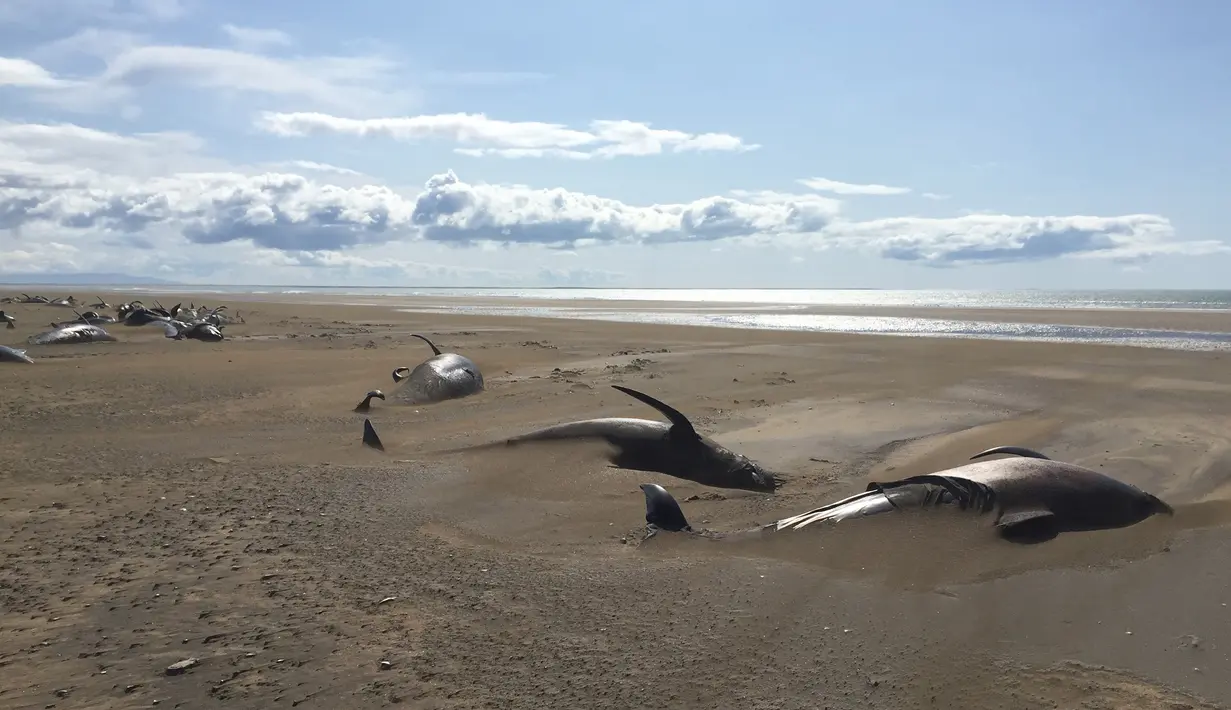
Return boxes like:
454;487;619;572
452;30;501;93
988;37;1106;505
0;295;241;363
354;334;1176;547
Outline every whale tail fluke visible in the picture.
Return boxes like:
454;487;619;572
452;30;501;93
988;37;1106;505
363;418;385;452
639;483;691;532
354;389;386;413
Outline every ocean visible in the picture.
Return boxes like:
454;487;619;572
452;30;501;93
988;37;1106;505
10;285;1231;352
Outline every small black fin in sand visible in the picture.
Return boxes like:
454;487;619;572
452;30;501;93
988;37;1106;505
363;418;385;452
410;333;443;356
640;483;691;531
392;367;411;383
969;446;1051;461
612;385;699;440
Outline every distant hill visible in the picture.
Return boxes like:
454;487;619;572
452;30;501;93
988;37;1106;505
0;272;175;286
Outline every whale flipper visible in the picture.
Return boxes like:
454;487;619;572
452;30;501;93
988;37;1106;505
995;509;1059;544
392;367;410;383
969;446;1051;461
363;418;385;451
639;484;691;532
611;385;700;441
771;473;999;532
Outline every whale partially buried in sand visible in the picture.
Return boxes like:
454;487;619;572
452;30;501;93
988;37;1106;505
27;323;117;346
389;334;484;405
450;384;779;493
638;446;1173;544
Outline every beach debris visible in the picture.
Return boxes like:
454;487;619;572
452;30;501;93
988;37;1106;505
165;658;199;675
379;660;393;671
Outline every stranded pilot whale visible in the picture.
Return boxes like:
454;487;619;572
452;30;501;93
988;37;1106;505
27;323;117;346
449;384;779;493
389;334;484;405
638;445;1172;544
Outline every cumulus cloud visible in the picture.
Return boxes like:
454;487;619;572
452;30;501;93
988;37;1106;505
799;177;912;196
256;112;760;160
821;214;1223;265
0;120;1222;285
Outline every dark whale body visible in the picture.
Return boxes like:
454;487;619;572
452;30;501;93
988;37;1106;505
390;334;484;405
640;446;1172;544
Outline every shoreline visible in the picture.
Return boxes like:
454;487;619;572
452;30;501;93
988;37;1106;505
14;287;1230;350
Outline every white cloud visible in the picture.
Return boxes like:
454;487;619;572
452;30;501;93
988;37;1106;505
3;38;413;116
922;192;951;201
272;160;363;177
818;214;1224;265
799;177;913;196
221;24;292;52
0;120;1221;286
256;111;760;160
0;57;72;88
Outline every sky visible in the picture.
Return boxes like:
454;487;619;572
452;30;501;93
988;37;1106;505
1;0;1228;289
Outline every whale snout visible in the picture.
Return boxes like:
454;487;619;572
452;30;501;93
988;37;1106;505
734;462;780;492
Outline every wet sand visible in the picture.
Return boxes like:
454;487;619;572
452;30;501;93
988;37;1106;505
1;292;1229;709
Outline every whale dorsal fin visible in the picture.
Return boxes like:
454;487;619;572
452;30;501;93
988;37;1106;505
639;483;691;531
969;446;1051;461
362;418;385;452
392;367;410;383
410;334;442;356
611;385;699;440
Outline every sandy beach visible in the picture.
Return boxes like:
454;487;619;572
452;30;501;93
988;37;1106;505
2;291;1230;710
